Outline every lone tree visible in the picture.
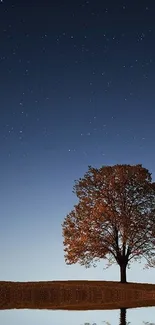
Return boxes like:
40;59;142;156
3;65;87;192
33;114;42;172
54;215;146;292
62;164;155;283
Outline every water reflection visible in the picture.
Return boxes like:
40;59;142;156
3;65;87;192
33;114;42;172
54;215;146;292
82;308;129;325
1;307;155;325
119;308;129;325
82;308;153;325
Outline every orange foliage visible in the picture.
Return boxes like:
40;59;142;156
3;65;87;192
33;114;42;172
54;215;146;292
62;164;155;273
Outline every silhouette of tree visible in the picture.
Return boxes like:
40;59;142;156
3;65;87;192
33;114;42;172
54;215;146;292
62;164;155;282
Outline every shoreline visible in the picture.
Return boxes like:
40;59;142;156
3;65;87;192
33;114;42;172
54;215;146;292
1;280;155;310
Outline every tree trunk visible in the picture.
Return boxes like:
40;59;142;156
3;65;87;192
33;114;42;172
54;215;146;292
120;263;127;283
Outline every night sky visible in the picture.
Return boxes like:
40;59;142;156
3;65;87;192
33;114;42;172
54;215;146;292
1;1;155;324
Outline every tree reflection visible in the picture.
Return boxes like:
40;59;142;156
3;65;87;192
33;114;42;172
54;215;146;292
82;309;155;325
119;308;130;325
143;323;155;325
102;308;130;325
83;308;130;325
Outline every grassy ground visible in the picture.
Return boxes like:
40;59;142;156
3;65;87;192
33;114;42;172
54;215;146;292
0;280;155;310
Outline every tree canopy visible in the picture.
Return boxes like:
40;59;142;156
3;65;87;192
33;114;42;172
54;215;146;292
62;164;155;282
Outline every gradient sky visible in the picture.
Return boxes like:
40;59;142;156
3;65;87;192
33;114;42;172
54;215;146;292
1;0;155;324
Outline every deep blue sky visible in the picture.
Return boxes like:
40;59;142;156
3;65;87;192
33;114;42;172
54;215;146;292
1;0;155;323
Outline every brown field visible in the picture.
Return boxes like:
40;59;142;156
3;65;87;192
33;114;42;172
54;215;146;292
1;280;155;310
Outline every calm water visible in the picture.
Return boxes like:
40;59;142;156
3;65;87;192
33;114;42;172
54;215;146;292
1;307;155;325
